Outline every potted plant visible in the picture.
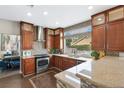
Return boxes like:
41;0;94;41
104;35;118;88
91;50;100;60
50;48;56;54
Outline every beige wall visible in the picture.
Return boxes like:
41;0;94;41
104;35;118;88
0;19;20;53
0;19;20;35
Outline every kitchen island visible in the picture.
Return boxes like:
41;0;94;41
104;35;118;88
54;56;124;88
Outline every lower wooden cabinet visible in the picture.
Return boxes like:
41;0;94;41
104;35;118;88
62;58;76;70
22;57;35;75
50;56;76;70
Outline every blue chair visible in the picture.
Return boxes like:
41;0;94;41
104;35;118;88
9;57;20;69
10;60;20;69
0;61;7;72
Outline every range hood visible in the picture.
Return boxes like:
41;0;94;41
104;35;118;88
35;26;45;42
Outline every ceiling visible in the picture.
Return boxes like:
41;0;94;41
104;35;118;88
0;5;116;28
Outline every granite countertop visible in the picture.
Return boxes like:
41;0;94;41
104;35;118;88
51;54;90;61
55;56;124;88
55;56;92;88
22;56;35;59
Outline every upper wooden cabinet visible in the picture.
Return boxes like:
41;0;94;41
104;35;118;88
92;6;124;51
44;28;64;50
92;25;106;50
54;28;64;49
107;20;124;51
54;35;60;49
92;13;106;26
21;31;33;50
20;22;34;50
108;6;124;22
20;22;34;32
44;28;55;49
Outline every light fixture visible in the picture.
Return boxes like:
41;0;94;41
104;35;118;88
56;22;59;25
88;6;93;10
43;11;48;15
27;12;32;16
98;18;102;21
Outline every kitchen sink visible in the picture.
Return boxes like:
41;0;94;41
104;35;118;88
76;60;86;64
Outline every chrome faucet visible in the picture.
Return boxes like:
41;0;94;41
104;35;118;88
72;48;77;56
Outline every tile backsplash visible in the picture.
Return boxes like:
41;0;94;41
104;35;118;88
32;42;48;55
119;52;124;57
106;51;119;56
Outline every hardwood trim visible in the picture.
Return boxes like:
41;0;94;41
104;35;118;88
20;21;34;26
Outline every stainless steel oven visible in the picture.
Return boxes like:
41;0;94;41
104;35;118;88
34;54;49;74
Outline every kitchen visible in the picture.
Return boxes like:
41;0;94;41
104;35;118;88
0;5;124;88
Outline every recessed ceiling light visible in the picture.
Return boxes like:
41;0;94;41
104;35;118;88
27;12;32;16
88;6;93;10
56;22;59;25
43;11;48;15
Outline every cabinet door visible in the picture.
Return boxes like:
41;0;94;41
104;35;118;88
62;58;68;70
107;20;124;51
108;7;124;22
48;35;54;49
45;28;55;49
24;58;35;75
22;31;33;50
54;35;60;49
68;59;76;67
21;22;33;32
92;13;105;26
54;56;59;68
62;58;76;70
49;56;55;67
92;25;106;50
58;57;63;70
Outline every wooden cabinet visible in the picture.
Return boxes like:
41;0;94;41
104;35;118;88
92;25;106;50
22;58;35;75
54;35;60;49
44;28;54;49
62;57;76;70
44;28;64;50
49;56;55;67
107;20;124;51
20;22;34;50
108;6;124;22
92;13;106;26
92;6;124;51
50;56;76;70
54;56;63;70
21;31;33;50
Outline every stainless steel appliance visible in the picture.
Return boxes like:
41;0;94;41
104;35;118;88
34;54;49;73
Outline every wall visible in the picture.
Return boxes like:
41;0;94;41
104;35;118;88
32;42;48;55
0;19;20;54
0;19;20;35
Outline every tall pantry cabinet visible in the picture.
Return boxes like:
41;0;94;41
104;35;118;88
92;6;124;52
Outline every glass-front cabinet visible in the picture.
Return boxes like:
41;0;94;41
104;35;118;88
92;13;105;26
108;7;124;22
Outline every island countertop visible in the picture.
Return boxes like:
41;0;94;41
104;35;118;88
55;56;124;88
